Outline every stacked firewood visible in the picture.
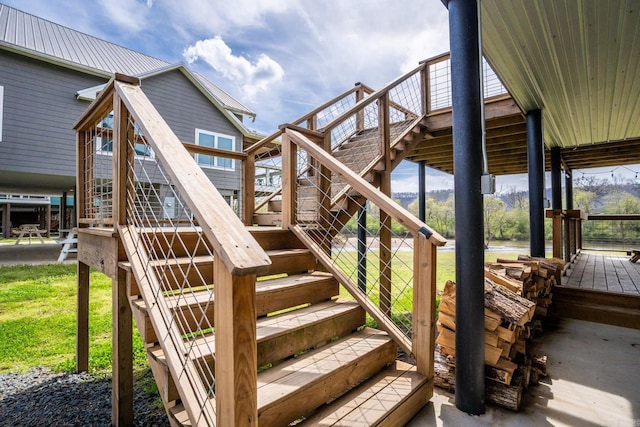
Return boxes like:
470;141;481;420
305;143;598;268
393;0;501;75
485;255;563;319
433;254;561;411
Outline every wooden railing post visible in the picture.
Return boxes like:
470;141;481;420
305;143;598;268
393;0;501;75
379;94;392;315
214;256;258;426
547;210;563;259
281;133;296;229
355;83;365;132
413;235;437;378
111;88;134;427
421;61;430;115
76;261;90;373
243;154;255;225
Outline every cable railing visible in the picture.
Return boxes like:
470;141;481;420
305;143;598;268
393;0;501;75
425;52;508;112
583;214;640;252
282;127;446;375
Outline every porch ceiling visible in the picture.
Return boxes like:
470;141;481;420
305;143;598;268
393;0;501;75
481;0;640;152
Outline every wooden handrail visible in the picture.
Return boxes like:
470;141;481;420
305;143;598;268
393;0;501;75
182;142;248;161
114;80;271;276
244;83;366;156
587;214;640;221
320;63;426;133
285;128;446;246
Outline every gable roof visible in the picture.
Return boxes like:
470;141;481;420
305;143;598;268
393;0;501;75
0;3;255;120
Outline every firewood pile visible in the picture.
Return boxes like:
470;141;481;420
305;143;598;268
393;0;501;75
434;255;563;411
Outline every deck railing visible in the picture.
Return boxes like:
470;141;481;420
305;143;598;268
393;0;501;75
583;214;640;252
281;127;446;375
547;210;640;267
75;75;270;426
546;209;587;266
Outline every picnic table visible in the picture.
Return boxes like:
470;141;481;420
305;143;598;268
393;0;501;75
57;228;78;262
14;224;45;245
628;249;640;263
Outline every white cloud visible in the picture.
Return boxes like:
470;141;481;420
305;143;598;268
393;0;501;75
184;37;285;99
97;0;152;33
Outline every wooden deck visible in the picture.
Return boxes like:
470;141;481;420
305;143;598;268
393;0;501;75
563;251;640;295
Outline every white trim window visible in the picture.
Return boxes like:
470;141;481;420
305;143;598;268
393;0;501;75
96;113;153;158
196;129;236;171
0;85;4;142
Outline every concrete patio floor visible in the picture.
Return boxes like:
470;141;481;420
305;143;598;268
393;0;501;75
409;318;640;426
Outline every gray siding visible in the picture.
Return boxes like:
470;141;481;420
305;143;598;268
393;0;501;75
0;50;106;176
142;70;242;195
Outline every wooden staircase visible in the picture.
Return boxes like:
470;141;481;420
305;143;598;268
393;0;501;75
254;119;430;227
123;227;432;426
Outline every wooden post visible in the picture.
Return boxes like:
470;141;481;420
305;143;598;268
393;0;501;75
112;267;133;426
76;130;88;221
281;133;296;229
413;235;436;378
318;134;333;254
76;261;90;373
242;154;255;225
421;62;430;115
355;84;365;132
111;90;134;426
214;256;258;426
552;210;563;259
379;94;392;316
564;214;571;263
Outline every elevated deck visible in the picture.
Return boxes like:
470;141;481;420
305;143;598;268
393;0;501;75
564;251;640;295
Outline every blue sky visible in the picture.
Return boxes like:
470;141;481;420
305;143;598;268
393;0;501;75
5;1;639;193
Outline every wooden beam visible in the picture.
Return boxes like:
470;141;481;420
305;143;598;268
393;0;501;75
76;261;90;373
214;256;258;426
112;267;133;426
412;235;437;377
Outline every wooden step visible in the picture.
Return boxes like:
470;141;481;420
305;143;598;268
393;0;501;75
253;212;282;226
137;227;213;258
149;300;366;402
248;228;307;250
130;271;339;344
264;248;317;276
299;361;431;426
121;255;214;294
268;199;282;212
257;328;397;426
167;329;397;427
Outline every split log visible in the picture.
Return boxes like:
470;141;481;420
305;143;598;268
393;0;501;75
434;355;522;411
435;325;503;366
484;278;536;326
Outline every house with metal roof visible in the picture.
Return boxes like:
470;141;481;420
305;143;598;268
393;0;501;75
0;3;259;238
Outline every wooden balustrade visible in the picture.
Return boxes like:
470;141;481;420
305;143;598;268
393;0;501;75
546;209;587;272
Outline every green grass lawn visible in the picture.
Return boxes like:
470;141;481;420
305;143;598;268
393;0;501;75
0;263;147;374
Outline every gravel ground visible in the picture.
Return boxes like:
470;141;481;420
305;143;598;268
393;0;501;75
0;367;168;426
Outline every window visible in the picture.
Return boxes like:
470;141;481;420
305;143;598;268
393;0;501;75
0;85;4;142
96;113;152;157
196;129;236;170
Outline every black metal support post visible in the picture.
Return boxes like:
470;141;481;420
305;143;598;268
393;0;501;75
61;191;68;231
419;161;426;222
550;147;562;210
448;0;485;415
357;206;367;293
565;170;573;210
527;109;545;257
